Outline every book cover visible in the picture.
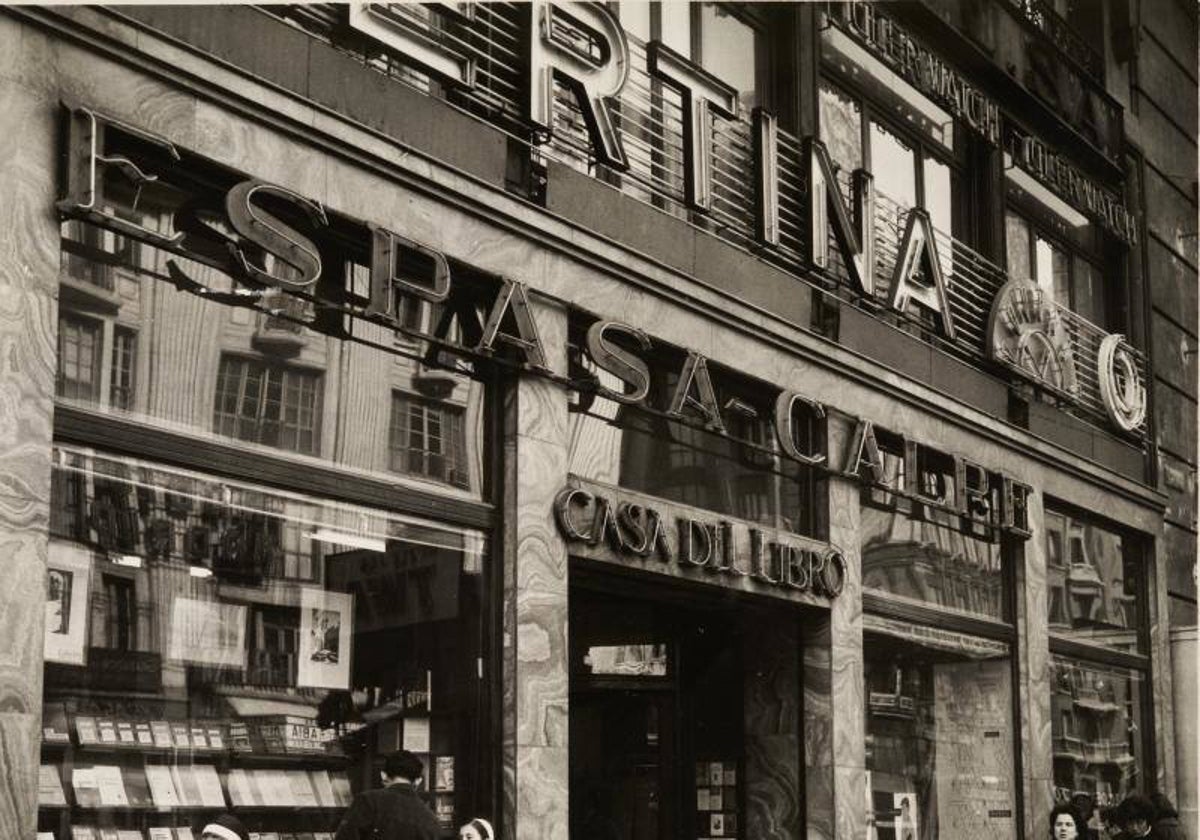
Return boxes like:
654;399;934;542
297;834;317;840
192;764;227;807
148;829;174;840
708;789;723;811
708;762;723;787
135;723;154;746
75;715;99;745
710;813;724;836
286;769;319;807
259;834;281;840
434;793;454;829
170;724;192;749
402;717;430;753
93;764;130;807
97;829;120;840
38;764;68;806
123;765;153;807
71;828;97;840
37;834;55;840
176;830;195;840
308;769;336;807
42;703;71;743
144;764;181;808
149;721;173;749
190;727;208;750
70;767;102;808
224;769;253;807
117;832;143;840
280;834;298;840
169;764;202;807
330;772;353;807
116;722;136;745
206;725;225;750
696;787;710;811
434;756;454;792
96;720;119;745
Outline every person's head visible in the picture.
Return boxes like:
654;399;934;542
459;817;495;840
1050;804;1082;840
1148;792;1178;819
200;814;251;840
1119;795;1156;836
1099;805;1122;836
1071;792;1095;820
382;750;425;786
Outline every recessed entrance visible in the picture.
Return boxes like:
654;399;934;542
569;567;806;840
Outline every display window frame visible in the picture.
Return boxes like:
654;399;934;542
860;482;1026;840
1043;498;1156;804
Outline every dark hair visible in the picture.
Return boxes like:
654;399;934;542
1099;805;1122;827
1149;792;1179;819
383;750;425;782
1119;794;1157;824
1050;804;1082;835
1070;792;1095;817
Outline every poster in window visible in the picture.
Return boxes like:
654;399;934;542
45;541;92;665
167;596;247;668
893;792;918;840
298;588;353;689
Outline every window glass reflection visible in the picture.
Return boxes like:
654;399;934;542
660;1;691;55
1045;510;1141;652
818;82;863;172
56;213;489;498
864;620;1017;840
869;120;917;211
42;446;488;838
1050;656;1145;810
1005;212;1032;281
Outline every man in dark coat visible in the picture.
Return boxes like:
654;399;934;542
334;750;441;840
1148;793;1187;840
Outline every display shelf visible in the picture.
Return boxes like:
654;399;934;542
41;743;349;767
41;804;344;813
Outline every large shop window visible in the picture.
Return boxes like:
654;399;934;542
1045;505;1150;808
56;206;489;499
40;446;489;839
861;480;1019;839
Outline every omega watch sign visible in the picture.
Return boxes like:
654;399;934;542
554;480;848;605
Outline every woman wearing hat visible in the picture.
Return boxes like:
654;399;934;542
200;814;251;840
459;817;494;840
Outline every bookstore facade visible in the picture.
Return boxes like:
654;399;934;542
0;4;1189;840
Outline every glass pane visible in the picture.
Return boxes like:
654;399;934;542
1050;656;1145;812
923;155;954;239
617;0;652;41
699;4;758;114
567;339;818;536
42;446;488;838
1035;235;1071;310
660;1;691;56
1073;256;1107;328
819;81;863;172
1005;212;1032;281
869;120;917;210
1047;510;1142;652
861;506;1008;622
57;216;489;499
864;619;1017;840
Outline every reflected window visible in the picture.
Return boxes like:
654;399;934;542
57;314;103;402
110;327;137;411
213;355;323;455
389;392;469;488
699;4;759;115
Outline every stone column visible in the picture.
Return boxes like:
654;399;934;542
1018;490;1053;839
0;19;60;840
804;473;865;840
501;298;571;840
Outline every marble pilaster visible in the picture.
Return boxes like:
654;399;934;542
1150;532;1177;797
0;44;59;836
745;610;802;840
502;298;571;840
1019;490;1053;839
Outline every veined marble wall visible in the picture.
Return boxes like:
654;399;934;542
745;609;802;840
0;17;59;839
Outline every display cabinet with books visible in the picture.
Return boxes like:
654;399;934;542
38;448;489;840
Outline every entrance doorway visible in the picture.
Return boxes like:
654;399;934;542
569;569;799;840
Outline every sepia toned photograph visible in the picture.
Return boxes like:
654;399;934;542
2;2;1196;840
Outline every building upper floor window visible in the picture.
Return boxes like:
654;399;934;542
389;392;469;488
213;355;323;455
1005;209;1110;330
819;79;962;242
57;314;104;403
